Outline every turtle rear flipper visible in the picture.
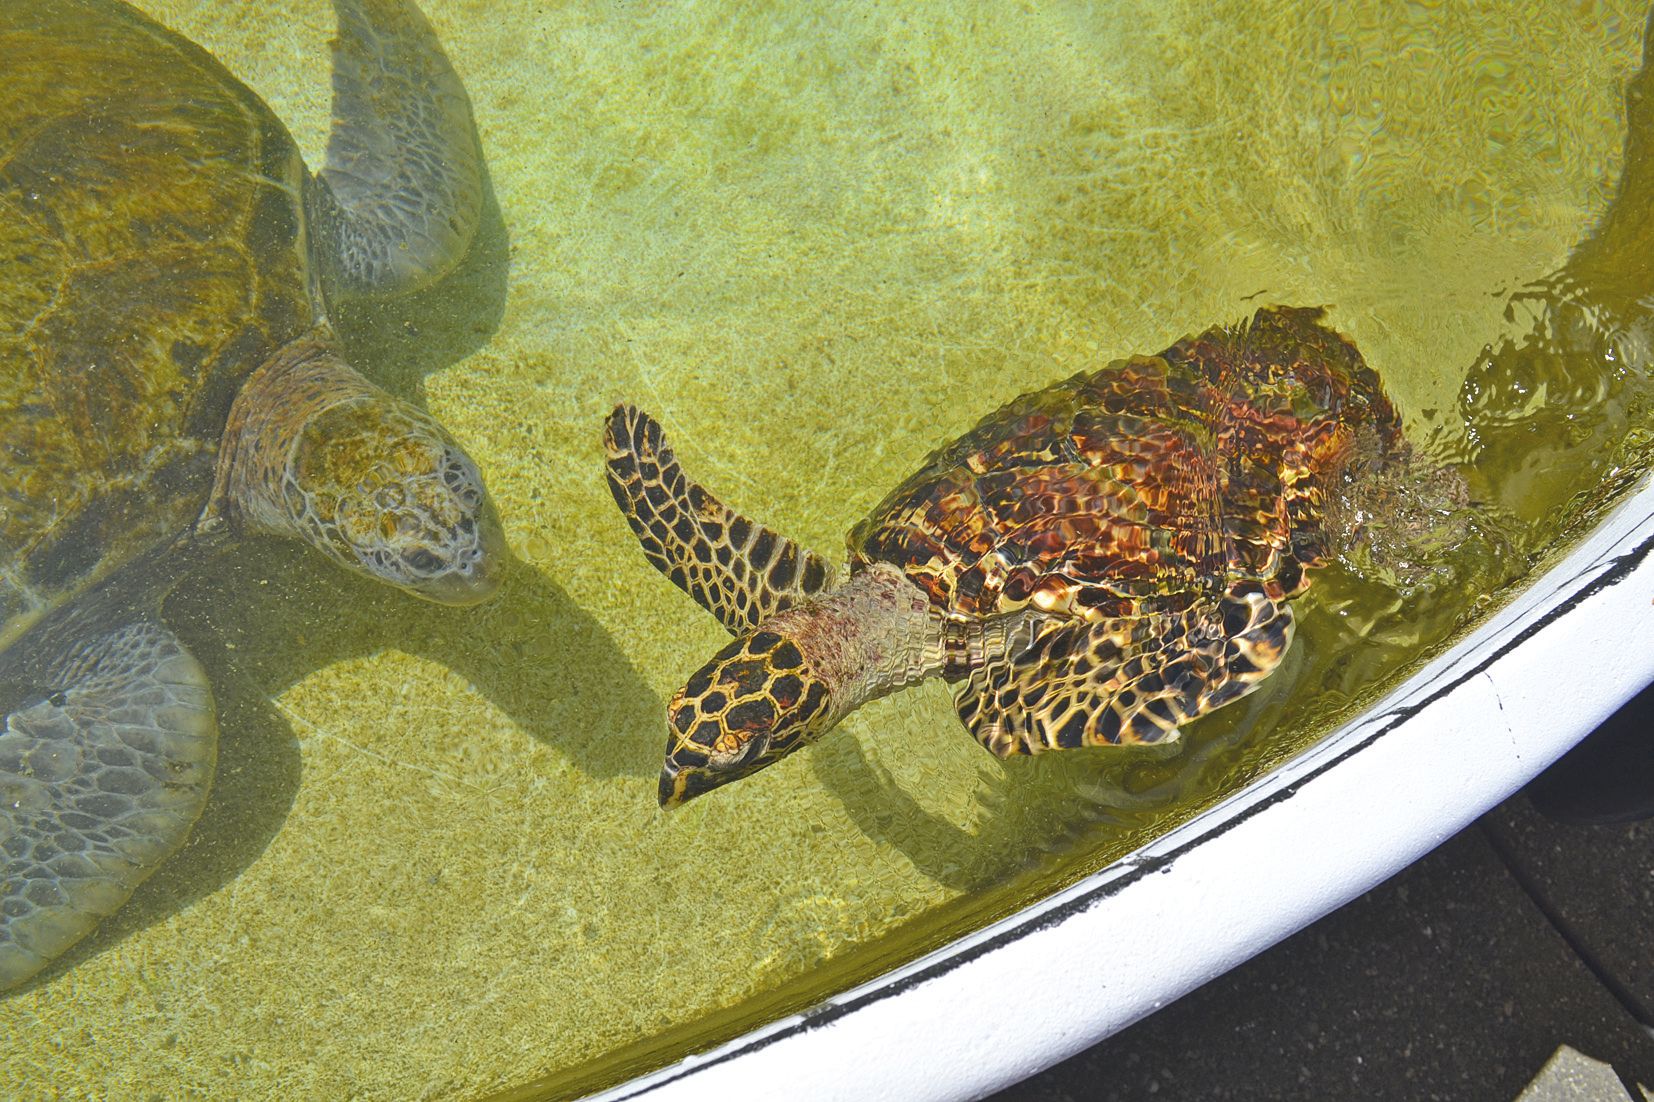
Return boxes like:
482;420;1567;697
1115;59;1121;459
0;620;216;991
953;589;1293;757
313;0;484;298
604;405;835;634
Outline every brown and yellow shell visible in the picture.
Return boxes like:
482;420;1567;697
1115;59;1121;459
0;0;315;647
850;306;1404;625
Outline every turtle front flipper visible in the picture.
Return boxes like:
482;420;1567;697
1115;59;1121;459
312;0;484;298
0;620;216;991
953;589;1294;756
604;405;835;634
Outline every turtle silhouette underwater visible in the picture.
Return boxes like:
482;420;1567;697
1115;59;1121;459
0;0;504;990
606;306;1415;808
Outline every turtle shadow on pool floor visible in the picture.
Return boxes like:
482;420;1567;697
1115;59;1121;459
12;170;661;989
805;631;1312;895
26;540;660;989
805;722;1182;896
331;168;511;399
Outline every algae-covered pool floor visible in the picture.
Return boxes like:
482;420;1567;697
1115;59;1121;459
2;1;1645;1099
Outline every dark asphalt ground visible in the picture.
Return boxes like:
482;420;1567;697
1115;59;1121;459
990;682;1654;1102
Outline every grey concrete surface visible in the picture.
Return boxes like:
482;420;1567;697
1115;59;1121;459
1516;1047;1640;1102
1483;804;1652;1031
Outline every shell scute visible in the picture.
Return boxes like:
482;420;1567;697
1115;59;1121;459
1;0;313;638
852;307;1403;623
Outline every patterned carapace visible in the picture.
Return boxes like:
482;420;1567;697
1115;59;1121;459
0;0;497;992
607;306;1406;807
852;304;1400;620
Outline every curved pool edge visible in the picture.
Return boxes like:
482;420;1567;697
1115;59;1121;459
591;473;1654;1102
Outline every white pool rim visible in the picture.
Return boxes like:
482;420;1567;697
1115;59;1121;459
594;473;1654;1102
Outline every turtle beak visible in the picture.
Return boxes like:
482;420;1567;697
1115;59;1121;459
657;761;714;809
658;763;688;809
657;755;766;809
418;500;506;606
657;730;778;809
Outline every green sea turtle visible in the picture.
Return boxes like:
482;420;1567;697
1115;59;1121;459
606;306;1410;808
0;0;502;989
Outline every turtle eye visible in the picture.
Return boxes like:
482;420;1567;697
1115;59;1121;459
705;730;767;769
403;548;443;575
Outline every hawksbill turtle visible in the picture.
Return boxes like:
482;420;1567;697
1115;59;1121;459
0;0;502;989
605;306;1409;808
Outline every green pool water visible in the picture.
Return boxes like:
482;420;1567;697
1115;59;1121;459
4;1;1651;1099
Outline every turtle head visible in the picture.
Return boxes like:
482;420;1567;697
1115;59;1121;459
287;397;505;605
225;340;505;606
655;565;943;808
658;627;837;809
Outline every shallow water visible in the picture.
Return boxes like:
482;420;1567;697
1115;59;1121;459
4;1;1651;1098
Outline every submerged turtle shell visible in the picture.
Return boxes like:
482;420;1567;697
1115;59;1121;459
850;306;1404;624
0;0;315;648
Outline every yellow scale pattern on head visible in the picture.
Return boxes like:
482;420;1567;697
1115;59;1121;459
659;629;834;807
667;632;827;757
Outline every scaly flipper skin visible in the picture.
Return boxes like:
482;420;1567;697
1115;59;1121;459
0;620;215;990
314;0;483;297
953;587;1293;756
604;404;834;634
